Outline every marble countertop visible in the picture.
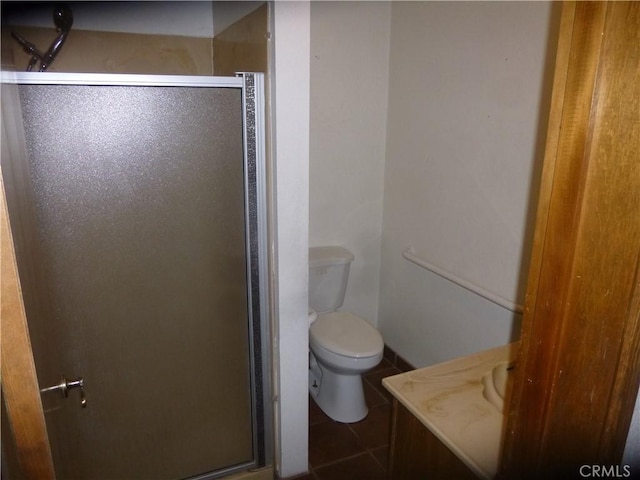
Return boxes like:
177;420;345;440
382;343;518;479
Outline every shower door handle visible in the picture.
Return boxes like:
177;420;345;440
41;376;87;408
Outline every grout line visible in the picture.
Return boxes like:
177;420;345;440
366;448;388;474
310;451;373;470
313;449;388;476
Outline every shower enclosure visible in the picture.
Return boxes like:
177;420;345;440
1;72;270;479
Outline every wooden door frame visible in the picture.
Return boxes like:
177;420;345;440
500;2;640;478
1;110;56;477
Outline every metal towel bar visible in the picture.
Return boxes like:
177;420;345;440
402;247;524;314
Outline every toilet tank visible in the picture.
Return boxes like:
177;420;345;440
309;246;354;314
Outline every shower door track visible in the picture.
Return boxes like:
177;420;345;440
2;71;272;480
1;71;244;87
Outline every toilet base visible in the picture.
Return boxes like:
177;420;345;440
309;357;368;423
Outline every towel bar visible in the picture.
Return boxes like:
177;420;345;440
402;247;524;314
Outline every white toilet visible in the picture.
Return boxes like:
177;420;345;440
308;246;384;423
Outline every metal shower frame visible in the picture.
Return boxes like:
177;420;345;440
0;71;272;480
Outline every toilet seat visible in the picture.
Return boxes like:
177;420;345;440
310;311;383;358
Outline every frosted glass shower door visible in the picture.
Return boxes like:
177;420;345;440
4;74;266;480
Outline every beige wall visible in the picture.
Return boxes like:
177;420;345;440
3;2;269;76
308;1;558;367
378;1;558;366
213;3;268;76
309;1;391;325
5;27;214;75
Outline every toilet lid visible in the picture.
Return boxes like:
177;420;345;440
310;311;383;358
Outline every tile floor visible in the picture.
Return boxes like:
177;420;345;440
291;352;412;480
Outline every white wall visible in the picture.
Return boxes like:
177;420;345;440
378;1;555;367
623;388;640;471
272;3;310;477
307;2;555;367
309;2;391;326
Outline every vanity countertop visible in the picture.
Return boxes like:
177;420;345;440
382;343;518;479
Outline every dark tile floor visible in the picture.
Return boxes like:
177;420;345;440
293;358;404;480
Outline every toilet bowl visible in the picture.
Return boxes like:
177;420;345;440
309;310;383;423
308;247;384;423
310;311;383;373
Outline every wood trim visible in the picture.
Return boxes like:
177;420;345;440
501;2;640;478
1;39;55;473
388;400;477;480
600;257;640;462
592;1;640;460
1;165;55;478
